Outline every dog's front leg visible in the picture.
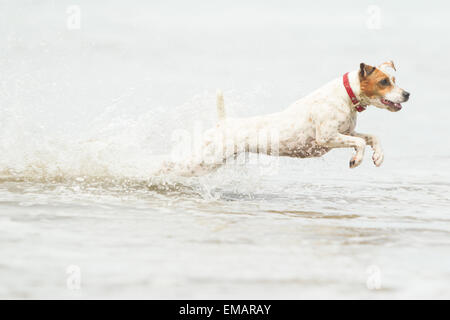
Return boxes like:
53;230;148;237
351;132;384;167
316;127;366;168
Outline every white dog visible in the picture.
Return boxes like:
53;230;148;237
157;61;410;177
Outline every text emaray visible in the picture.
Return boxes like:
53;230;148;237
179;304;271;317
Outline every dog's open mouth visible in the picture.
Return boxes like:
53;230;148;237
380;98;402;111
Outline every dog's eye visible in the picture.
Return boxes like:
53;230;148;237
379;78;390;86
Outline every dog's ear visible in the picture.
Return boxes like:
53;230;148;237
360;63;376;78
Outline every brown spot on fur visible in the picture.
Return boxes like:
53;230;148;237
359;63;394;98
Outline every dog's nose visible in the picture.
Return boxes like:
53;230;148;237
402;91;410;101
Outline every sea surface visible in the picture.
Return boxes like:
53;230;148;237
0;0;449;299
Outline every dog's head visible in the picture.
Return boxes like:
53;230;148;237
359;61;410;112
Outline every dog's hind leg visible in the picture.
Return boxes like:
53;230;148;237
155;132;235;177
351;132;384;167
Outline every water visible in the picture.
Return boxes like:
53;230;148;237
0;0;449;299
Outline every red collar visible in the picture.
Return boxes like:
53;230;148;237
343;72;366;112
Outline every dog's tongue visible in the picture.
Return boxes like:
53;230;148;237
394;103;402;109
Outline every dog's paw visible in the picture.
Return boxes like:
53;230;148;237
349;155;363;168
372;151;384;167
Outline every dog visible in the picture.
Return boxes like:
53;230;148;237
156;61;410;177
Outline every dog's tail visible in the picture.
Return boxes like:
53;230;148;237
216;90;226;121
